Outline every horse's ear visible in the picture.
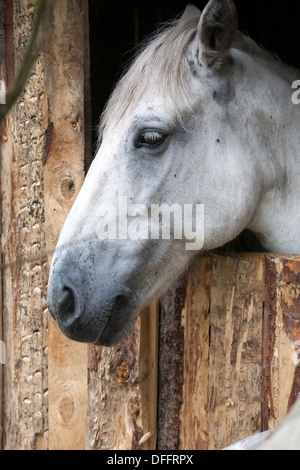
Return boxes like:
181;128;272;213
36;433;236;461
180;4;201;21
196;0;238;69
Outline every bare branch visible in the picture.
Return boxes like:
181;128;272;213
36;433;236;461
0;0;53;121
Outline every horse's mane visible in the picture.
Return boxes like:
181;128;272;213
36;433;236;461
98;16;199;140
98;12;298;142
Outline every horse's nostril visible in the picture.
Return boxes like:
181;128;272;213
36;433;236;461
58;287;77;328
115;287;132;305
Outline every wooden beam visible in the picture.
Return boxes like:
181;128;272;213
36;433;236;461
1;0;49;450
207;254;264;449
0;0;6;450
179;256;211;450
262;255;300;430
86;303;159;450
43;0;90;450
138;302;159;450
157;273;187;450
174;254;264;450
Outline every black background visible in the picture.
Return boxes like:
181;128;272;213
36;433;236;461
89;0;300;142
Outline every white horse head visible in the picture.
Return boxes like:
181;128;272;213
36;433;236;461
47;0;300;345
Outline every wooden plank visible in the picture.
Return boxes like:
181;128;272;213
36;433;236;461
262;255;300;430
157;273;187;450
179;256;211;450
138;302;159;450
1;0;49;450
157;253;300;449
86;303;159;450
0;0;6;450
47;320;88;450
42;0;90;450
158;254;264;450
158;254;265;450
207;254;264;449
87;324;142;450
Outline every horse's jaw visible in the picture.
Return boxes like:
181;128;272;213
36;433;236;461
47;235;190;346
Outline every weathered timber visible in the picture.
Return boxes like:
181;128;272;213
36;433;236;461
86;303;159;450
157;273;187;450
1;0;49;450
262;255;300;430
179;256;211;450
158;253;300;450
43;0;90;450
0;0;6;449
207;254;263;449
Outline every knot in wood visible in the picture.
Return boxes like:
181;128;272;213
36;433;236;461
58;396;75;423
71;117;83;131
60;175;76;200
116;360;130;383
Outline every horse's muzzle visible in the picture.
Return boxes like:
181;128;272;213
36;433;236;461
47;244;136;346
47;280;134;345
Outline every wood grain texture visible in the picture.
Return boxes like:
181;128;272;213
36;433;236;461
1;0;49;450
87;326;142;450
179;256;211;450
174;254;264;450
157;273;187;450
42;0;90;450
262;256;300;430
47;320;88;450
207;254;264;449
159;253;300;450
138;302;159;450
0;0;6;449
86;304;159;450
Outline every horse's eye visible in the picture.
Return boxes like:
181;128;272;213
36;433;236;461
138;130;166;147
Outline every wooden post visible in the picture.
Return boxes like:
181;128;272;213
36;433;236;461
207;255;264;449
1;0;49;450
157;273;187;450
42;0;90;450
262;256;300;430
179;257;211;450
0;0;90;450
86;303;159;450
0;0;6;450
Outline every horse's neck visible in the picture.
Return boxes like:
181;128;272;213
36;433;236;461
239;51;300;254
247;61;300;254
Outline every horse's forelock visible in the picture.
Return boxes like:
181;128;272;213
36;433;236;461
98;16;200;141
